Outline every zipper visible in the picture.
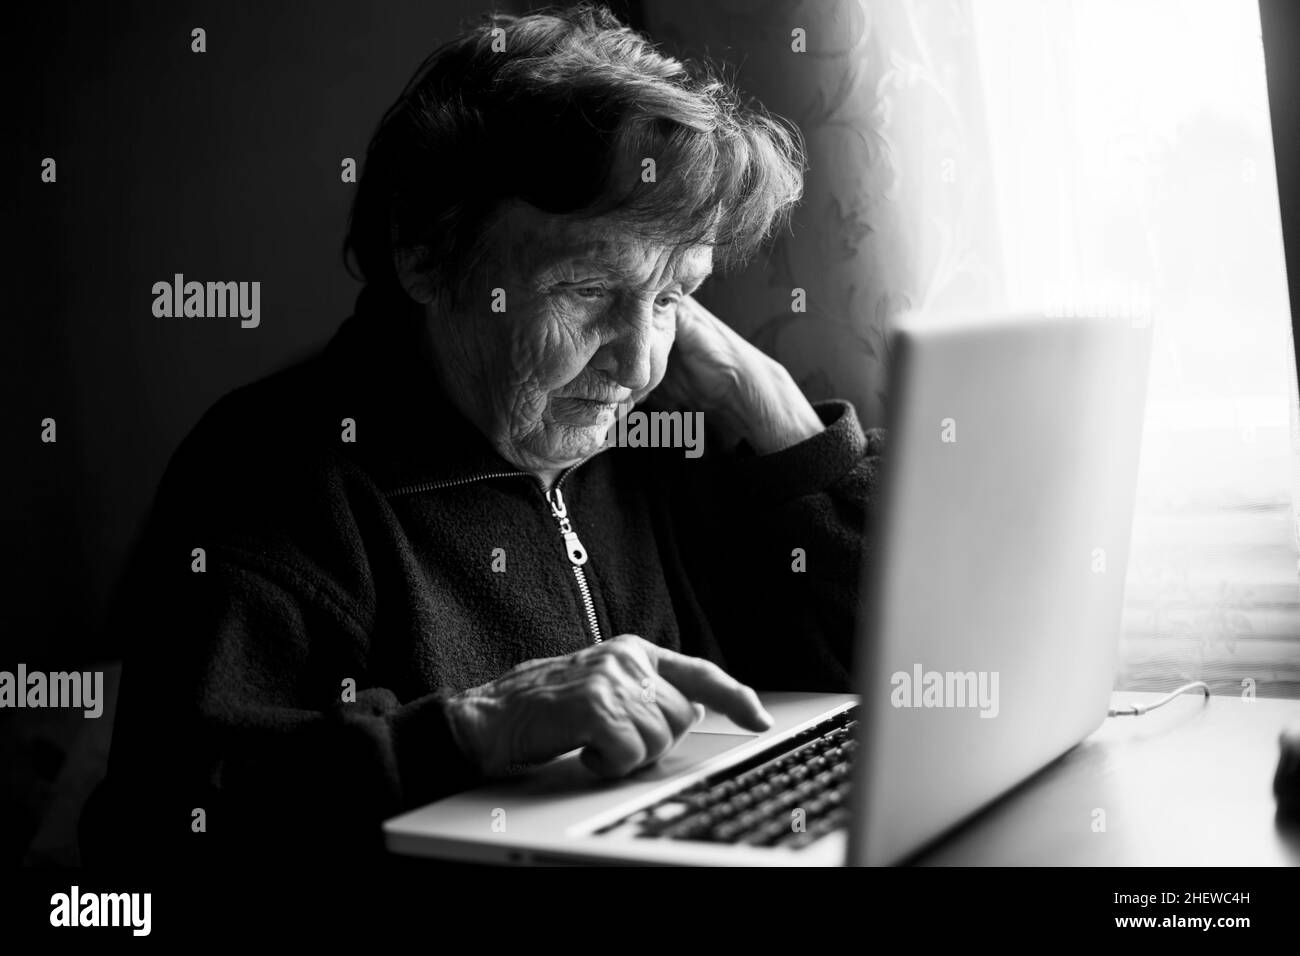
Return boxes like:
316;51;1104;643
385;454;607;645
544;485;603;644
385;472;526;498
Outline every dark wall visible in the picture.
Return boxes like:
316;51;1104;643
8;0;529;667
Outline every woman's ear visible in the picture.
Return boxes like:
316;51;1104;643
393;242;440;306
390;209;443;305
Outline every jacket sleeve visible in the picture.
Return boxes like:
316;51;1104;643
83;413;483;866
670;400;887;694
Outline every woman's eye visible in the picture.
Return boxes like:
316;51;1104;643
655;294;680;310
572;286;606;299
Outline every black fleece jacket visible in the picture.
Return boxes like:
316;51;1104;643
81;289;885;866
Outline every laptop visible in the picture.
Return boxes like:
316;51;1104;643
383;309;1153;866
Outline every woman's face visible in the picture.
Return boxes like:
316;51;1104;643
417;201;713;477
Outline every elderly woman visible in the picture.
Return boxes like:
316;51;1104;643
82;4;884;864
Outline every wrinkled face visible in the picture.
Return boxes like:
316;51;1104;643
418;201;713;477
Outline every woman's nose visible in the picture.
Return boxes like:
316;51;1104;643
597;301;658;391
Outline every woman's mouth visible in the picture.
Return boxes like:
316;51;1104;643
552;396;621;423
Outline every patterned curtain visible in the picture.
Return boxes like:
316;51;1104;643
640;0;1005;430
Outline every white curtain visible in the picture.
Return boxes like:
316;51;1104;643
643;0;1300;695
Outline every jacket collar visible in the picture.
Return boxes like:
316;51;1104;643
321;288;532;495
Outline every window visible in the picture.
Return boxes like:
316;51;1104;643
972;0;1300;697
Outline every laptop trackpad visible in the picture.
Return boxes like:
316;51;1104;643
691;708;762;735
510;731;756;796
630;731;758;781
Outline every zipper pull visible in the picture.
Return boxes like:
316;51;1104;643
547;487;589;566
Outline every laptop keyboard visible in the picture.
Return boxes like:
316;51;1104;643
593;705;859;849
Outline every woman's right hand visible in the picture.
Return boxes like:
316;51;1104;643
445;633;774;778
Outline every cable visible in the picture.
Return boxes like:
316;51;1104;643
1107;681;1211;717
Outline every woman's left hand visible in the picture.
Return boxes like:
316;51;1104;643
653;294;824;454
